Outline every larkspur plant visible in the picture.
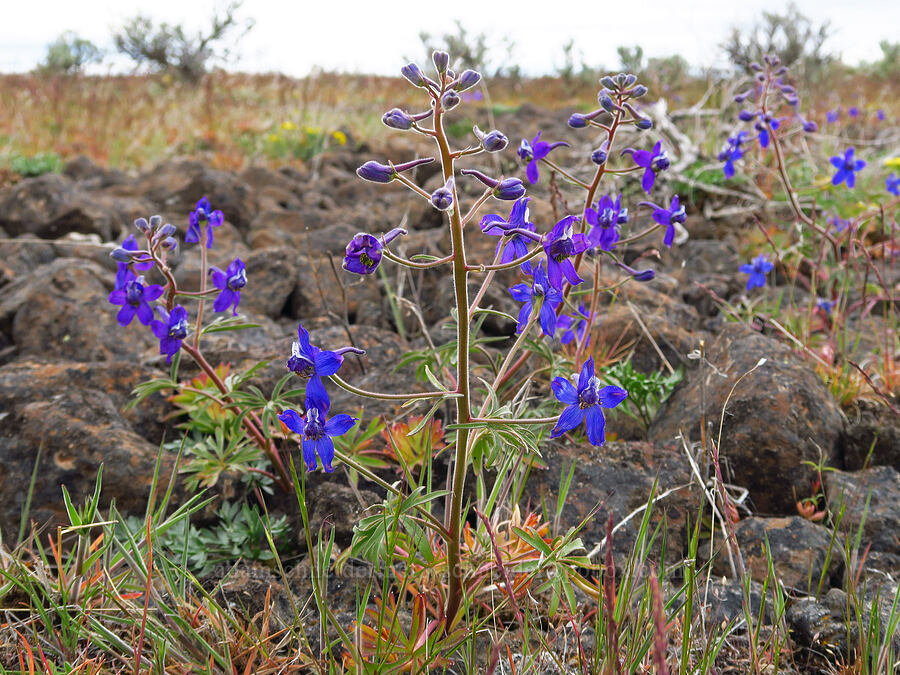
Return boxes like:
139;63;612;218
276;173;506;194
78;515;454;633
335;54;686;628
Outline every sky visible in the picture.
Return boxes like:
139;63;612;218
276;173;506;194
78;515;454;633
1;0;897;76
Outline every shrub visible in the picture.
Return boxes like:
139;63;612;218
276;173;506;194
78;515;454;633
36;32;102;75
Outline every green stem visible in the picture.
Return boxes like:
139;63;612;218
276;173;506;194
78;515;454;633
328;374;449;401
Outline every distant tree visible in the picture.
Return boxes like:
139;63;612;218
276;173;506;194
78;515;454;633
113;1;253;82
37;32;102;75
868;40;900;79
722;3;833;78
617;45;645;75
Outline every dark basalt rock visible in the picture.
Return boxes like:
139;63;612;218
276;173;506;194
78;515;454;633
649;324;844;515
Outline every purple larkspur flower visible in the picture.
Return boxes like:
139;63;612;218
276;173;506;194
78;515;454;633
286;323;364;405
479;196;541;272
816;298;836;315
517;132;569;184
209;258;247;316
186;197;224;248
461;169;526;200
830;147;866;188
508;262;563;337
113;234;154;290
342;227;406;275
585;194;628;251
278;395;357;473
739;254;774;290
557;303;590;345
621;140;669;193
640;194;686;247
149;305;188;362
550;357;627;447
718;131;749;179
848;106;860;118
886;174;900;196
108;272;164;326
753;113;781;149
876;109;885;122
542;215;589;290
473;125;508;152
826;108;840;124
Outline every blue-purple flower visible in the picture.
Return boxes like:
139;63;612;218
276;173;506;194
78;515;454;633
550;357;628;447
886;174;899;196
108;272;164;326
739;254;774;290
508;262;563;337
621;141;669;193
150;305;188;362
186;197;224;248
480;197;540;272
343;228;406;275
542;215;589;290
753;113;780;149
287;323;364;405
278;396;357;473
718;131;749;179
557;304;591;345
585;194;627;251
830;148;866;188
826;109;840;124
640;195;686;247
518;132;569;184
210;258;247;316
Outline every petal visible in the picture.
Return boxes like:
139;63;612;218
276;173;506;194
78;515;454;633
579;357;595;391
108;289;126;305
213;289;233;313
150;320;168;339
117;304;136;326
210;268;227;289
599;385;628;408
297;323;312;353
526;160;539;185
278;409;305;434
560;260;584;287
546;260;563;291
314;350;344;377
829;157;844;169
664;224;675;247
641;168;654;193
583;406;607;446
305;376;331;413
739;264;754;274
516;302;533;334
652;209;672;226
630;150;651;167
509;197;529;225
315;437;335;472
551;405;585;438
143;285;164;302
509;283;532;303
324;413;358;437
136;301;155;325
538;300;557;336
551;377;579;405
301;439;319;471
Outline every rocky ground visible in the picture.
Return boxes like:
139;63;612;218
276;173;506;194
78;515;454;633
1;106;898;670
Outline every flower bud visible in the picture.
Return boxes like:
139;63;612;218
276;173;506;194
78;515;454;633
568;113;588;128
432;50;450;74
750;62;763;71
457;69;481;91
599;94;617;113
401;63;427;87
430;179;454;211
494;178;526;200
149;215;162;230
441;90;460;111
357;160;395;183
382;108;414;130
617;261;655;282
599;75;616;90
134;217;150;233
635;118;653;130
153;223;176;242
738;109;756;122
733;90;752;103
162;236;178;251
623;73;638;87
474;126;508;152
110;247;134;262
461;168;499;188
802;119;817;133
590;148;608;165
631;84;648;98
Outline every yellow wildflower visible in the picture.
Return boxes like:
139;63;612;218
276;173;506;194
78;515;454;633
883;157;900;169
280;121;297;131
332;130;347;146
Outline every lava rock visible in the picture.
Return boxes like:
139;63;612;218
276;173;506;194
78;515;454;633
649;324;844;515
